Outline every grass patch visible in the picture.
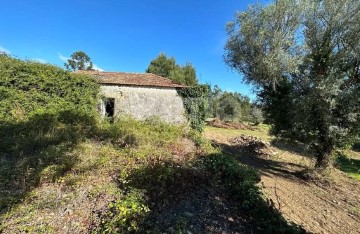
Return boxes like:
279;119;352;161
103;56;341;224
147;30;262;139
336;151;360;180
0;117;191;233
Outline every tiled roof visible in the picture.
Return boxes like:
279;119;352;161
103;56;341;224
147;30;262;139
74;70;187;88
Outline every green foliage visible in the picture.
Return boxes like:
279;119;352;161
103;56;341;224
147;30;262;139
0;54;99;123
177;85;209;132
64;51;94;71
146;53;177;78
218;92;250;122
202;154;301;233
98;190;150;233
0;55;100;210
146;53;198;86
336;153;360;180
257;78;293;136
202;154;260;187
0;55;302;232
206;85;251;122
100;116;184;149
225;0;360;168
250;105;264;125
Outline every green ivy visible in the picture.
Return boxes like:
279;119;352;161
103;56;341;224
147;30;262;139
177;85;209;132
0;54;99;123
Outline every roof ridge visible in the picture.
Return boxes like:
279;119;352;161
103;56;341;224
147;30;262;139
75;70;188;88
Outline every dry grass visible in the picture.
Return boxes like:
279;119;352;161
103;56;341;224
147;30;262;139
0;119;190;233
203;123;360;234
204;124;273;142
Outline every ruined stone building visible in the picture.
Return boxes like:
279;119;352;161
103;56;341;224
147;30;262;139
77;71;188;124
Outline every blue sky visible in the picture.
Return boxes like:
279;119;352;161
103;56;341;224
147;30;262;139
0;0;268;99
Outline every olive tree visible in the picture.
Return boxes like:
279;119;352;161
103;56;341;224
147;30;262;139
224;0;360;169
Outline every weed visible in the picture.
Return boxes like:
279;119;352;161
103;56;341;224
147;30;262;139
95;190;150;234
336;152;360;180
201;153;301;233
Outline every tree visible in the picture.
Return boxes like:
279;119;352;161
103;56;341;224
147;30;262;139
250;105;264;126
182;63;197;86
206;85;251;121
65;51;93;71
217;92;243;122
146;53;176;78
146;53;198;86
224;0;360;169
206;85;223;118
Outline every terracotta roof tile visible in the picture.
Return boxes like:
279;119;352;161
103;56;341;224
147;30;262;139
74;70;187;88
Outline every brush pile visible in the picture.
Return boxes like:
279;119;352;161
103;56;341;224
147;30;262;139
206;118;254;130
228;135;276;156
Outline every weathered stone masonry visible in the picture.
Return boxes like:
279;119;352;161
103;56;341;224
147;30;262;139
100;85;187;124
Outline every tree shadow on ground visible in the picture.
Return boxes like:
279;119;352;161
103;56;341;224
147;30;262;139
336;153;360;176
101;157;306;233
123;163;248;233
270;139;313;159
0;111;96;214
211;141;309;183
352;142;360;152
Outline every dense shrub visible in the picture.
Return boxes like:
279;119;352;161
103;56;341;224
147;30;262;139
0;55;100;210
0;54;99;123
177;85;209;132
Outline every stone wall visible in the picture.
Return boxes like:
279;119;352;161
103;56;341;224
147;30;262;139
99;85;187;124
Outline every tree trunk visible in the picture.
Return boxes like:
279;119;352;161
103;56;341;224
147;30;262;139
315;146;334;169
315;153;333;169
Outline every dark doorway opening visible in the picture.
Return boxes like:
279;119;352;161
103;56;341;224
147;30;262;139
105;98;115;118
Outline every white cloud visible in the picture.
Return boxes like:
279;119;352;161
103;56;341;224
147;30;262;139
92;64;104;71
0;46;11;55
58;52;69;62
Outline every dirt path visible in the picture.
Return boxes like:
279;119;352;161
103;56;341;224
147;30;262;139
204;131;360;234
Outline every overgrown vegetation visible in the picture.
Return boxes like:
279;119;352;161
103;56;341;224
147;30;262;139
0;54;100;212
201;154;301;233
177;85;210;132
146;53;198;86
0;54;99;122
225;0;360;169
206;85;264;126
336;151;360;180
0;55;301;233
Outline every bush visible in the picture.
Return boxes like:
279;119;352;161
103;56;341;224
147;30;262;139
0;54;99;123
0;55;100;210
97;190;150;234
177;85;209;132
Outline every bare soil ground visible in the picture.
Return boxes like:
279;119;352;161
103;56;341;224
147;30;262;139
204;128;360;234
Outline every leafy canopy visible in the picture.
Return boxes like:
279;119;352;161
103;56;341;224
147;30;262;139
206;85;251;122
0;54;99;122
146;53;198;86
224;0;360;168
64;51;94;71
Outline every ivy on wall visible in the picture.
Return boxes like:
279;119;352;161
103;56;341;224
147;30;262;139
177;85;210;132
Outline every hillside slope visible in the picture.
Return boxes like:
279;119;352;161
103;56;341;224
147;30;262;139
0;56;302;233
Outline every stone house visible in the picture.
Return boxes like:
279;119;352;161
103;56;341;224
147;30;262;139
77;71;188;124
